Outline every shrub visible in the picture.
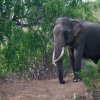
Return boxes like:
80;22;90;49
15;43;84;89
80;60;100;97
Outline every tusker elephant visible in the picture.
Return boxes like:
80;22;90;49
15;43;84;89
52;17;100;84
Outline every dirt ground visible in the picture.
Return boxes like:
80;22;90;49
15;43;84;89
0;77;86;100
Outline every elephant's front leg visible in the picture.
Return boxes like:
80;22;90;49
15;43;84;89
56;58;65;84
73;49;83;82
67;48;75;76
67;48;80;82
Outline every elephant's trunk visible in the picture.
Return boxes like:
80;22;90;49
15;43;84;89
52;47;65;66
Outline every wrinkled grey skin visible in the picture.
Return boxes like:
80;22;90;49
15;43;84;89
53;17;100;84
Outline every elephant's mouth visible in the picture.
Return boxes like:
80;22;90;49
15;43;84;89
52;47;65;66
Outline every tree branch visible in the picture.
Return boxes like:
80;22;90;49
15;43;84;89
12;14;41;28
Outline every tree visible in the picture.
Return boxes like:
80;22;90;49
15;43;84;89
0;0;98;79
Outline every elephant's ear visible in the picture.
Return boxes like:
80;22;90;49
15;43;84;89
71;21;81;36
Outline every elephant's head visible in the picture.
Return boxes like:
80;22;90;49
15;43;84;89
52;17;81;66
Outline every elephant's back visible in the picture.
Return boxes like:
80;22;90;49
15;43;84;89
82;21;100;60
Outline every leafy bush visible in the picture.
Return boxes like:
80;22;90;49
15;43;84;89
0;0;100;79
80;61;100;93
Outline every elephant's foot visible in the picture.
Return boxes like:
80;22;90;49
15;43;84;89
73;77;82;82
60;80;65;84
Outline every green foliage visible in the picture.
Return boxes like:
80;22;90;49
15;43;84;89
80;61;100;93
97;60;100;71
0;0;100;79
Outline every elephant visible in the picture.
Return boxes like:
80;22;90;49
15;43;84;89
52;17;100;84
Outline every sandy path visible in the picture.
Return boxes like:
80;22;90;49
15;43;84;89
0;77;85;100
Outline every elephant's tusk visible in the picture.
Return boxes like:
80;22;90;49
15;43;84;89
52;47;65;66
54;47;65;62
52;50;57;66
